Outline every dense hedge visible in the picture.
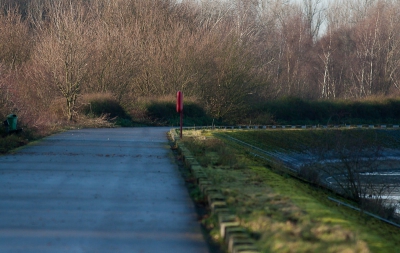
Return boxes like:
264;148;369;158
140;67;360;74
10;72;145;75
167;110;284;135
257;97;400;125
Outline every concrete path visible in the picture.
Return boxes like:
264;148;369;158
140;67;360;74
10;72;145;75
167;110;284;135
0;128;209;253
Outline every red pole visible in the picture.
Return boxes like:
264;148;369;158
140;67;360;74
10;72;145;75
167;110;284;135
176;91;183;139
180;111;183;139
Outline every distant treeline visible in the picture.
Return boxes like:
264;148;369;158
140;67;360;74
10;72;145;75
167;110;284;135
1;0;400;129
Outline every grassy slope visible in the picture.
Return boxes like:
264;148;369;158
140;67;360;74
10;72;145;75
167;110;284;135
250;167;400;252
182;129;400;253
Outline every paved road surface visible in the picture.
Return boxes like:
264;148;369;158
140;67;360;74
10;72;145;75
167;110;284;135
0;128;209;253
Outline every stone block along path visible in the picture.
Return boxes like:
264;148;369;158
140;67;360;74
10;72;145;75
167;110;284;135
0;128;209;253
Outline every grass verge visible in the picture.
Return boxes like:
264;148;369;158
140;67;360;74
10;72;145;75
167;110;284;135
180;129;400;253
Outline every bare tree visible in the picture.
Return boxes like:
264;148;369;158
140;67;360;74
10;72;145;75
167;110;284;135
0;6;31;69
32;0;93;121
375;1;400;94
82;1;141;106
304;129;398;218
319;27;334;98
301;0;323;40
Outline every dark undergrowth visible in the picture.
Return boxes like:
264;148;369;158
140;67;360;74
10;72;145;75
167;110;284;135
253;97;400;125
0;126;38;154
2;95;400;154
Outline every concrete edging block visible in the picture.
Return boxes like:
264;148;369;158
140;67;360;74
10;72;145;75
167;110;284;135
232;245;260;253
196;176;208;184
192;171;206;179
198;178;211;184
207;193;226;205
203;186;220;196
224;227;247;242
211;202;229;214
218;214;237;224
212;207;230;215
190;165;203;173
229;237;256;253
199;181;213;192
220;222;241;239
171;135;260;253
